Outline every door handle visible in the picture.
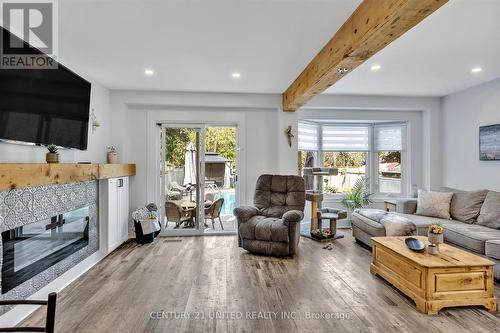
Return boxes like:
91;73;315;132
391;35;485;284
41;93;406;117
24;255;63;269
118;179;124;187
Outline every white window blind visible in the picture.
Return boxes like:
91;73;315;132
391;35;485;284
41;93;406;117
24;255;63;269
298;122;319;150
374;124;407;151
321;125;370;151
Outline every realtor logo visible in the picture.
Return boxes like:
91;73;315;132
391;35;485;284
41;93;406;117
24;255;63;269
0;0;58;69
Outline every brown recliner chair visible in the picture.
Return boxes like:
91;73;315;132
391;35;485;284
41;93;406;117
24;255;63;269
234;174;305;257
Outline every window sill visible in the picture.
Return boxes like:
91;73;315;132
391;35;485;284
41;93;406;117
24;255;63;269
322;193;406;202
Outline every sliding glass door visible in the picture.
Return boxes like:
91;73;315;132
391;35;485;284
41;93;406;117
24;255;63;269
160;124;205;236
158;123;239;236
203;126;238;233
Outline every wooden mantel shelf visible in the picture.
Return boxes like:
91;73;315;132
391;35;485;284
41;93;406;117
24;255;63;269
0;163;136;191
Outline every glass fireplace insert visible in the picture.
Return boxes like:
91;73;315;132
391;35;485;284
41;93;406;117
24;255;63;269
1;207;90;294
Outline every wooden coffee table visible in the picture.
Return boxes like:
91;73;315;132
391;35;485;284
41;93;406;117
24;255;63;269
371;236;497;314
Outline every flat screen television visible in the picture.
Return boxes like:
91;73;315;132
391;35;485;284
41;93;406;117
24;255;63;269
0;26;91;150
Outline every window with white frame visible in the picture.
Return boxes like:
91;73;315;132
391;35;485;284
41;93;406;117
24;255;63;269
298;121;408;196
374;124;407;194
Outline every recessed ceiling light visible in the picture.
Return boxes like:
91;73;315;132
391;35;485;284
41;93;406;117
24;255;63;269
371;64;382;71
471;67;482;73
144;68;154;76
232;72;241;79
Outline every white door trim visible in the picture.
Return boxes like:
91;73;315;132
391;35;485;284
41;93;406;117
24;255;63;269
147;114;244;236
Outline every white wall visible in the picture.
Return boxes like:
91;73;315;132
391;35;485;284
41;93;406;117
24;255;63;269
442;78;500;191
0;81;111;163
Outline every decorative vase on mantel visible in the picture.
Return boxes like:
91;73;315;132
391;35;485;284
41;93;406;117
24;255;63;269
46;144;60;164
107;146;118;164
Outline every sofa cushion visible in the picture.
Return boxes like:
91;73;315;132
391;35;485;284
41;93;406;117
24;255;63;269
351;212;385;237
354;209;416;236
485;240;500;260
355;209;387;222
477;191;500;229
442;222;500;254
379;214;416;236
394;213;453;235
416;190;453;219
449;190;488;223
239;215;288;242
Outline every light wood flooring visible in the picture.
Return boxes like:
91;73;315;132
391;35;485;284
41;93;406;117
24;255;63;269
22;231;500;332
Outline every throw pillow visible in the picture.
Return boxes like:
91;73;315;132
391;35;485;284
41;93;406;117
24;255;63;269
450;190;489;223
416;190;453;219
380;214;416;236
477;191;500;229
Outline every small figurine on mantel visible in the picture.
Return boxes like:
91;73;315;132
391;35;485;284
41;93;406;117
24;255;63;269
107;146;118;164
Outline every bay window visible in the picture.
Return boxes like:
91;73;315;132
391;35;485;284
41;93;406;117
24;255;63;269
374;124;406;194
298;121;408;196
298;122;319;191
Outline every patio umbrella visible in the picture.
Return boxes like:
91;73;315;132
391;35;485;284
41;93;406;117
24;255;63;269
183;142;197;186
223;162;231;189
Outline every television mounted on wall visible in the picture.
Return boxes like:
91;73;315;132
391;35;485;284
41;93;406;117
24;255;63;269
479;124;500;161
0;26;91;150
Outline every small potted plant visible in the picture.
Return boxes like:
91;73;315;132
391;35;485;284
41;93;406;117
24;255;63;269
341;178;373;216
107;146;118;164
428;223;444;246
46;144;59;164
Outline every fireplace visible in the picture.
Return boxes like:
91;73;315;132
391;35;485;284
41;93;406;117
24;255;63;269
1;207;90;294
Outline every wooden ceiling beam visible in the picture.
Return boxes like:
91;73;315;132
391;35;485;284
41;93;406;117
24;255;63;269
282;0;448;112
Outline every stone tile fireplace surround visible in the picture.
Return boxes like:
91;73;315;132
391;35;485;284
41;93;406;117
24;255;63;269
0;181;98;315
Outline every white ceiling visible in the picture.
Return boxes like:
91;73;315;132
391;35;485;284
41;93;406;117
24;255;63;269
58;0;361;93
325;0;500;96
57;0;500;97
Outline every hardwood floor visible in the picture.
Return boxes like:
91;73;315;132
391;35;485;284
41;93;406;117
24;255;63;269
22;231;500;332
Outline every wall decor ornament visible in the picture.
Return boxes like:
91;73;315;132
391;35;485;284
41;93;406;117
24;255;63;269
91;108;101;133
285;125;294;147
480;124;500;161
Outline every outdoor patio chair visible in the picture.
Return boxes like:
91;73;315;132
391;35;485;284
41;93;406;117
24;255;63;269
166;188;183;200
169;181;187;194
205;198;225;230
165;201;194;228
205;181;220;192
205;192;215;202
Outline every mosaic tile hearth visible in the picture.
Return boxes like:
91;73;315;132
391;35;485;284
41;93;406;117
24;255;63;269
0;181;99;315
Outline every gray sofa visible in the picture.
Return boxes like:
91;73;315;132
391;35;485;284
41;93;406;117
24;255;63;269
352;189;500;279
234;174;305;257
